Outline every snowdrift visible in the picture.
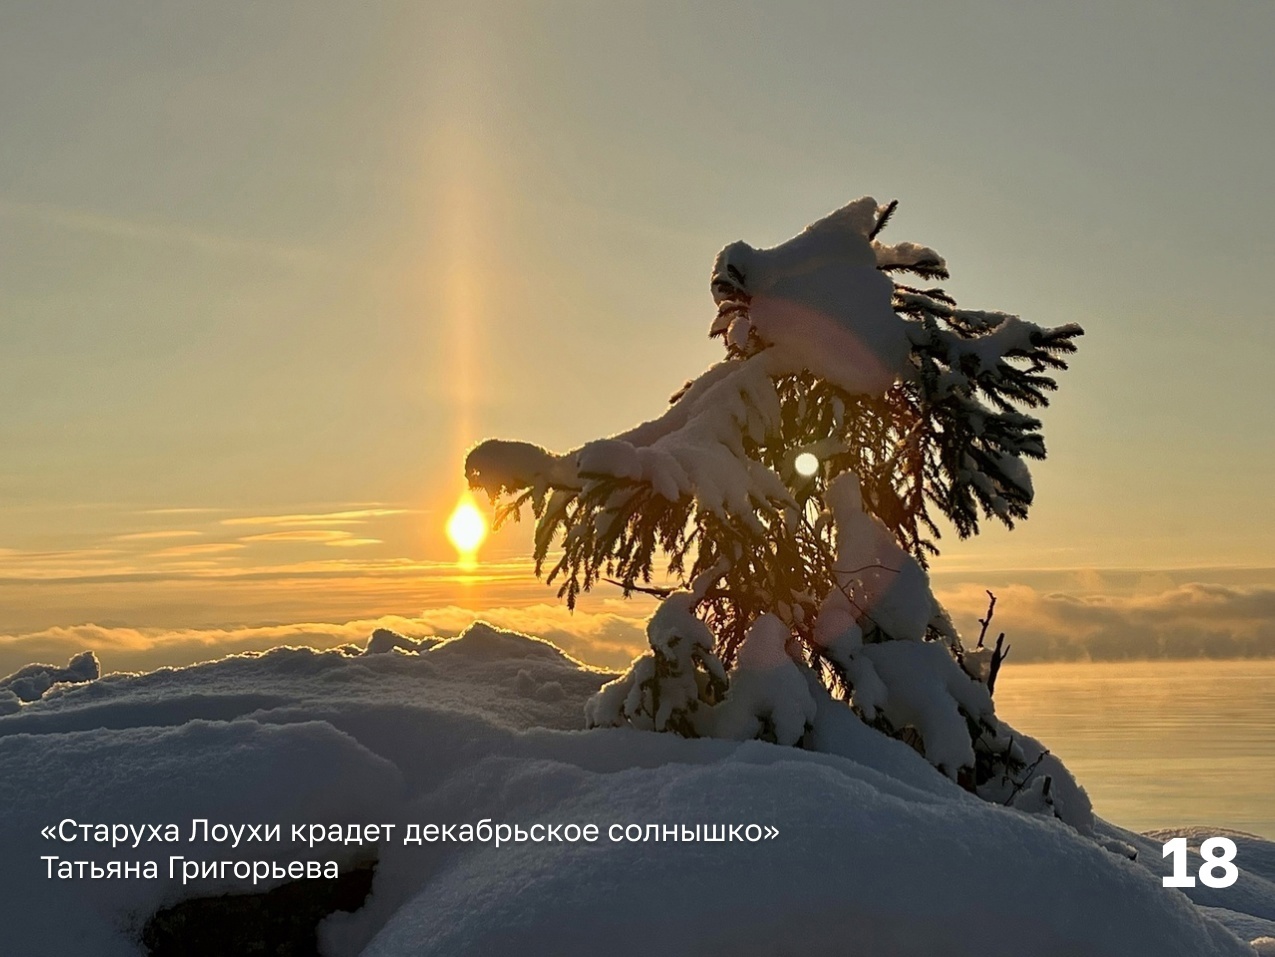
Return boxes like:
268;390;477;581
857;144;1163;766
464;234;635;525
1;623;1272;956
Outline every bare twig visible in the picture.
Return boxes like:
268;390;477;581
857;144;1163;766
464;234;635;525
830;562;902;577
603;577;674;599
976;590;997;648
987;632;1010;695
602;577;733;603
1004;748;1051;806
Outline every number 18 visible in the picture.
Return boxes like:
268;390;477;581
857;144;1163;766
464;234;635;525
1162;836;1239;889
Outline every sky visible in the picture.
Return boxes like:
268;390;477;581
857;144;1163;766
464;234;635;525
0;0;1272;674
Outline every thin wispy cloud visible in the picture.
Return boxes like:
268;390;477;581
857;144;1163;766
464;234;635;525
0;549;132;584
221;509;410;528
0;198;326;269
240;529;384;548
0;547;141;584
241;529;355;544
0;555;536;588
151;543;245;559
138;508;230;516
0;548;125;563
114;530;203;542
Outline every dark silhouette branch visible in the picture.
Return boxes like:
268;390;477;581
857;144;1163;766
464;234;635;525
977;590;997;648
987;632;1010;696
1004;748;1051;806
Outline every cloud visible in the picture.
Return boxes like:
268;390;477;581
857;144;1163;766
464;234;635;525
0;603;653;679
0;620;392;678
138;508;228;516
0;548;124;564
151;543;245;558
935;581;1275;661
0;554;533;587
0;548;134;581
1;570;1271;680
221;509;409;528
0;198;325;268
114;531;203;542
239;529;385;548
241;530;354;544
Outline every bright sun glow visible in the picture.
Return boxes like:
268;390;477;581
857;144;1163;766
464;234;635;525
446;491;488;568
794;452;820;477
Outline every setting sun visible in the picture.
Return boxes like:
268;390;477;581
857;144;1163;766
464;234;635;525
446;491;488;568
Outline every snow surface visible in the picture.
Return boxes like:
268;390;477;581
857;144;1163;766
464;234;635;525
2;627;1273;956
701;613;817;745
0;648;99;704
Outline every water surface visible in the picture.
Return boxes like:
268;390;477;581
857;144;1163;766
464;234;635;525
992;659;1275;839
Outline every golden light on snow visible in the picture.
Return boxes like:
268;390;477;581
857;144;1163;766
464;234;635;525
446;491;488;568
794;452;820;477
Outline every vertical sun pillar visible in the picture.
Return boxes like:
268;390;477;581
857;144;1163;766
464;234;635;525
426;6;500;572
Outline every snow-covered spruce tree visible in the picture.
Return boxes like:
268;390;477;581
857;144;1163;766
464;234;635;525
465;197;1090;828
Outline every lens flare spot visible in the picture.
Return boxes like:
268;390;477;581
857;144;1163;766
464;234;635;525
447;491;488;568
794;452;820;477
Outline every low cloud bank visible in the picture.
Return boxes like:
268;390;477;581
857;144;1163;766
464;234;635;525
940;581;1275;662
2;581;1272;680
0;604;652;679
